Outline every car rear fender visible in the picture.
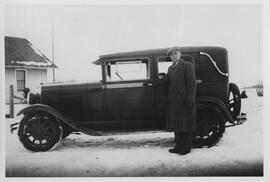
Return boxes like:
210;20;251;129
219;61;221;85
196;96;234;124
17;104;102;136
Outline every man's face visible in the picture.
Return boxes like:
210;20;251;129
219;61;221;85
170;50;182;62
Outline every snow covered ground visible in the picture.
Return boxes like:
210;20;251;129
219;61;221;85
5;89;263;177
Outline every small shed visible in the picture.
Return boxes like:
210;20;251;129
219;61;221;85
5;36;57;103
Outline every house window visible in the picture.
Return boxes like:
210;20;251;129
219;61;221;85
16;70;26;91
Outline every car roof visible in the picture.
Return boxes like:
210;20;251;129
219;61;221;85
92;46;227;65
99;46;226;59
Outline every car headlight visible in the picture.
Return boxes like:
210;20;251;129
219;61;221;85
28;93;41;105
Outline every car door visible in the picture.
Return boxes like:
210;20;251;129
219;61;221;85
101;57;157;131
153;55;171;126
153;54;197;129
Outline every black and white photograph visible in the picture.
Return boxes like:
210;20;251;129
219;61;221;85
0;0;269;180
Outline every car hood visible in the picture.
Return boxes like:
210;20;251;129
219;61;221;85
41;81;103;92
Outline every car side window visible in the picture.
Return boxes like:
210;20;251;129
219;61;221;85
105;58;150;82
157;56;172;79
157;55;195;79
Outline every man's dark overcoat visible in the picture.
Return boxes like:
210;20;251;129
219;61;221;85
166;58;196;132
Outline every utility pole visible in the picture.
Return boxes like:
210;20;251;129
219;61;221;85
52;16;56;83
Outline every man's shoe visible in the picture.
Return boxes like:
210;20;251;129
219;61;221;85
168;148;180;153
178;150;190;155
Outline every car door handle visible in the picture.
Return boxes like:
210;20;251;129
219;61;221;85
143;82;153;86
196;79;202;84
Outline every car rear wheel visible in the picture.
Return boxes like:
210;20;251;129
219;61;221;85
228;83;241;120
193;104;225;148
18;111;63;152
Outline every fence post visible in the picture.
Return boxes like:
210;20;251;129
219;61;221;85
9;85;14;118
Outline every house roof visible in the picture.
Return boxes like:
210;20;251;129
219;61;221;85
5;36;57;68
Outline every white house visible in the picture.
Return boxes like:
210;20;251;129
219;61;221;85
5;36;57;103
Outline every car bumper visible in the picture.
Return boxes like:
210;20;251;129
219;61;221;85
10;122;18;134
226;113;247;128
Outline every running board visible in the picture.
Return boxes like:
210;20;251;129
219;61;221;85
91;129;167;136
76;128;167;136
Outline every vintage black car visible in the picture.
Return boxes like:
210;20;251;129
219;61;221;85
11;47;246;152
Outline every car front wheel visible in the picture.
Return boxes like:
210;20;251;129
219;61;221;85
18;111;63;152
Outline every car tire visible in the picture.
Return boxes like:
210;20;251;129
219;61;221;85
193;104;225;148
228;83;241;120
18;111;63;152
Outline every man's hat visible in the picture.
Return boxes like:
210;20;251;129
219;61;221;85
167;46;182;55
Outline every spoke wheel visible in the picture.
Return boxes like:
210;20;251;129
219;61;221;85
228;83;241;120
18;112;63;152
193;105;225;148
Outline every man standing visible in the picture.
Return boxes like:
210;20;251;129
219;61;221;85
166;47;196;155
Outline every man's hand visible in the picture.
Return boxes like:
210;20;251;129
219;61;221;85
185;99;194;109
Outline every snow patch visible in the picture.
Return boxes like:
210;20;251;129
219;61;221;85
16;61;52;67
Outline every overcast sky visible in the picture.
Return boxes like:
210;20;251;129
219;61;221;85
4;4;263;87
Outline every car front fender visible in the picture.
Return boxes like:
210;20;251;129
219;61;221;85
17;104;102;136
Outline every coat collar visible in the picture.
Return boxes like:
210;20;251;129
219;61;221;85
168;58;185;81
